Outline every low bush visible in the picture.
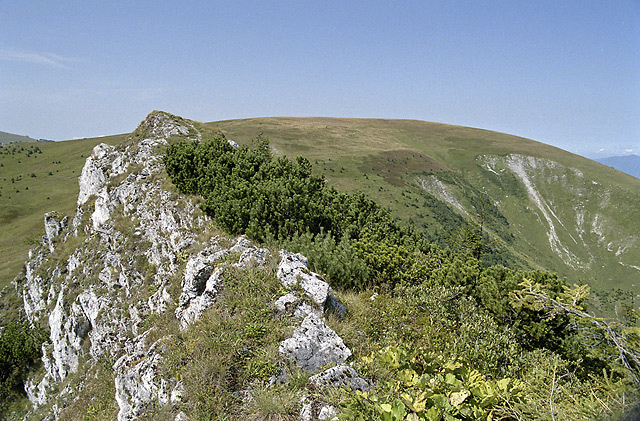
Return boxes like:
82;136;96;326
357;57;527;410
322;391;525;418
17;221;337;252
341;345;525;420
163;133;640;418
0;321;48;412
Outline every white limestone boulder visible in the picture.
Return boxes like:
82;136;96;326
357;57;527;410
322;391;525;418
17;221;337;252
278;313;351;373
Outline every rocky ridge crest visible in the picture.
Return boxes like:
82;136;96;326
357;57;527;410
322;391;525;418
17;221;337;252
15;112;365;420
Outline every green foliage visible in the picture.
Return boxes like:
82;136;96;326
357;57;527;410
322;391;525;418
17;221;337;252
341;346;524;420
333;288;636;420
0;322;48;411
352;236;438;290
414;255;602;372
165;135;327;240
164;135;433;290
58;355;119;420
513;280;640;385
330;285;523;381
243;350;279;382
282;230;370;290
164;133;618;372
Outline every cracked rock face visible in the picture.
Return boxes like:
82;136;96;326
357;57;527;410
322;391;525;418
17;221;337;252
318;405;339;420
47;289;87;381
143;112;191;139
43;212;68;253
21;249;47;323
274;249;362;413
299;398;338;421
274;293;299;313
17;112;207;417
235;246;270;268
176;267;223;329
279;313;351;372
113;338;179;421
179;245;227;299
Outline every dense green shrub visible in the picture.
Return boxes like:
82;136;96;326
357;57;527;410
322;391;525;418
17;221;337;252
341;345;525;420
0;322;47;410
164;136;432;290
281;230;370;290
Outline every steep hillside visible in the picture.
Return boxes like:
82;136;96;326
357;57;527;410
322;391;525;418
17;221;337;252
207;118;640;308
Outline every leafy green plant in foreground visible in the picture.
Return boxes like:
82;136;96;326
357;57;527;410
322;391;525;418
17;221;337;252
341;346;524;421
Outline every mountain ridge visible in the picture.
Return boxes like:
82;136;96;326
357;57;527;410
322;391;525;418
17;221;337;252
2;111;638;419
207;116;640;301
1;115;638;307
0;130;39;144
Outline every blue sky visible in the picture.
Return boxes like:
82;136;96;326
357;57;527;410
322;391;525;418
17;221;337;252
1;1;638;158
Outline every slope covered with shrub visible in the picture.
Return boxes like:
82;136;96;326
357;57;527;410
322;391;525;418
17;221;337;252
164;133;640;419
3;112;638;419
208;117;640;309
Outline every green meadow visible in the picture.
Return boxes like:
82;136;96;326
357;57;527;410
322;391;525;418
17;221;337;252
1;115;638;312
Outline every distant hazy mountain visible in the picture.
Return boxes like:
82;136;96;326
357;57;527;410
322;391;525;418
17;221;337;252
0;130;37;144
596;155;640;179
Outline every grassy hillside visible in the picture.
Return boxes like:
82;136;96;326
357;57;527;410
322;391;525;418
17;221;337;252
1;115;638;312
0;131;39;145
0;135;126;288
205;117;640;310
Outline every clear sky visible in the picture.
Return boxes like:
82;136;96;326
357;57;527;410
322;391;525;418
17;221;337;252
1;1;638;158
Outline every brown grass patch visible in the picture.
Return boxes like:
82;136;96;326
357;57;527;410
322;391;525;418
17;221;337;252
360;149;450;186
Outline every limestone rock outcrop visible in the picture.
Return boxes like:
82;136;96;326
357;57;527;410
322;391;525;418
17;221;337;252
279;313;352;373
277;251;330;306
309;364;370;392
16;112;207;419
14;111;362;420
113;338;181;420
43;212;68;253
273;248;368;418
